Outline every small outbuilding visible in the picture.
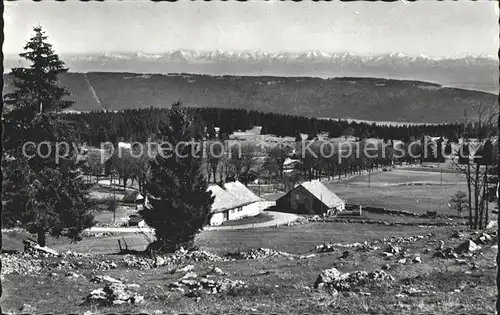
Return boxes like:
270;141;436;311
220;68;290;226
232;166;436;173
276;180;345;215
126;214;146;227
122;190;145;204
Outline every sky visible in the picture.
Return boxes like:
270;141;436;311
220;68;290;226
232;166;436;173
4;1;499;58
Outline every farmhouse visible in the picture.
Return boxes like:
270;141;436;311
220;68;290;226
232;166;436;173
283;157;302;173
122;190;145;204
207;180;262;226
276;180;345;215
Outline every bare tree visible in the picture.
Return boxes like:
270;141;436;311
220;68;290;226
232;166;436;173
448;191;468;217
204;140;223;183
228;142;259;185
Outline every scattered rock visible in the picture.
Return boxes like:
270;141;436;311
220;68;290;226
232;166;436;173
474;232;494;245
314;268;394;291
19;303;35;313
401;287;426;297
299;254;316;259
90;275;122;284
172;264;194;274
1;253;43;276
455;240;481;254
384;245;401;255
225;248;292;260
182;272;198;279
208;266;226;276
315;243;336;253
398;258;407;264
65;271;83;279
85;283;143;305
23;239;59;256
169;276;246;297
154;256;166;267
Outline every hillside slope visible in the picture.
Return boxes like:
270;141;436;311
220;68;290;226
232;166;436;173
3;72;497;123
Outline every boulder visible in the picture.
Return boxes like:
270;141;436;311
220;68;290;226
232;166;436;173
314;268;344;289
474;232;494;245
412;256;422;264
19;304;35;313
182;272;198;279
384;245;401;255
455;240;481;254
209;266;225;275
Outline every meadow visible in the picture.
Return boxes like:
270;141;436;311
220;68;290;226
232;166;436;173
3;224;496;315
324;169;469;216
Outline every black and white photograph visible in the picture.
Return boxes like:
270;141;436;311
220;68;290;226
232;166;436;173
1;1;499;314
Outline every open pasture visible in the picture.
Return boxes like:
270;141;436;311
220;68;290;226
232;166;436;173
325;169;468;215
342;169;466;187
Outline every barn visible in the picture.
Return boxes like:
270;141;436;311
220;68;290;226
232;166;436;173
276;180;345;215
207;180;262;226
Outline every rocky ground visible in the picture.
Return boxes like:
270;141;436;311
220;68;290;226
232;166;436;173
2;227;498;314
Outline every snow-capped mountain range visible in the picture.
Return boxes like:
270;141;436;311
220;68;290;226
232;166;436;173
68;50;496;65
4;50;498;94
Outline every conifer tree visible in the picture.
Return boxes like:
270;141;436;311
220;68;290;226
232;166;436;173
140;102;214;253
2;26;94;246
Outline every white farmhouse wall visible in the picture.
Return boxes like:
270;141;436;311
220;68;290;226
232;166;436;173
227;202;261;221
336;203;346;211
209;212;225;226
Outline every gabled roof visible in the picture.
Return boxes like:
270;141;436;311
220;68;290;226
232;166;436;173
122;190;144;203
283;157;302;166
298;180;344;209
128;214;144;225
207;180;262;214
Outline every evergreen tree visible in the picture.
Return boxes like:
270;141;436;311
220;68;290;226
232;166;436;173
2;26;94;246
140;102;214;253
4;26;72;114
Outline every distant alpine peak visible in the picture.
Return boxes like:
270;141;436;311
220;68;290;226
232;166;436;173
61;50;497;64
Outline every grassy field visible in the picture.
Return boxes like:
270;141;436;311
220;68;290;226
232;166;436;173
324;169;469;216
195;223;454;255
2;225;496;314
3;221;453;256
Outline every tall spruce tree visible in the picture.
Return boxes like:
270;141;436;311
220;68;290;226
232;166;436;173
2;26;94;246
140;102;214;253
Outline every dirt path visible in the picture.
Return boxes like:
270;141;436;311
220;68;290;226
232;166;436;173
204;211;299;231
84;211;299;233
